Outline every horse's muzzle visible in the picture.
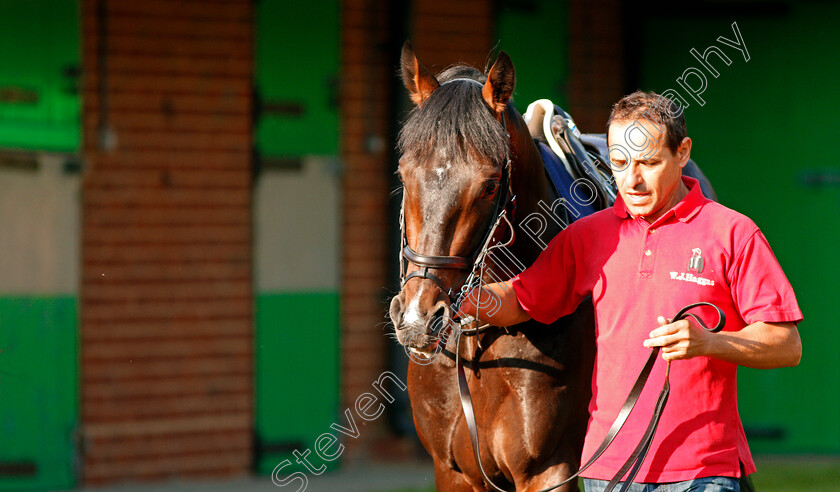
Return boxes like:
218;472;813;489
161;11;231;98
389;294;453;354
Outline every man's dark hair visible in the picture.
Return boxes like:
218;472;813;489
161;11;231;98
606;91;686;153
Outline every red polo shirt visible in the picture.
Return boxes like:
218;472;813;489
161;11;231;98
511;176;802;482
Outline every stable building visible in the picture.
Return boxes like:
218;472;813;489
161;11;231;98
0;0;834;489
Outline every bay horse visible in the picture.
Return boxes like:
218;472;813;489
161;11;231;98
388;43;597;491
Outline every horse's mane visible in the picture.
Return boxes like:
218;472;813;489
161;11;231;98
398;66;509;166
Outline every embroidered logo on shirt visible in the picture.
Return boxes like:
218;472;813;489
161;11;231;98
688;248;704;274
669;248;715;286
669;271;715;286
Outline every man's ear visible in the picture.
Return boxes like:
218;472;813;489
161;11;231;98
400;41;439;106
677;137;692;168
482;51;515;115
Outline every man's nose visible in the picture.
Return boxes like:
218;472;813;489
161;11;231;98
627;162;644;187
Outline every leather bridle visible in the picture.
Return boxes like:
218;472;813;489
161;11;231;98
398;109;516;310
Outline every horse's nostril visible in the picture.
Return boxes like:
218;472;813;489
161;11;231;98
389;296;405;329
427;302;450;333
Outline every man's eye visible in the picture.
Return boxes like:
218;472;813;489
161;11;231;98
482;181;500;197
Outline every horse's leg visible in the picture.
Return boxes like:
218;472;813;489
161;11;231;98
433;463;482;492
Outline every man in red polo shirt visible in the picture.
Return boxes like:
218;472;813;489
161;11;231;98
459;91;802;491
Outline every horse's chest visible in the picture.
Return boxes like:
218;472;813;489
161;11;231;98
408;357;563;469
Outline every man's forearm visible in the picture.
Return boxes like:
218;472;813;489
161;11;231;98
458;281;531;327
646;317;802;368
706;321;802;369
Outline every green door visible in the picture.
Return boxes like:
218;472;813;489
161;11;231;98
0;156;80;490
638;6;840;454
253;0;342;476
0;0;80;152
497;0;570;113
0;1;80;489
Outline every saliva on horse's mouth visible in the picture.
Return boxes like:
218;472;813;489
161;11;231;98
405;333;440;359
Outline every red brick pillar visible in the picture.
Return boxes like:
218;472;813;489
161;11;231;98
340;0;396;459
568;0;626;133
80;0;254;484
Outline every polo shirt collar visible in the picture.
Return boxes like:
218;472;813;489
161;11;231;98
612;176;705;223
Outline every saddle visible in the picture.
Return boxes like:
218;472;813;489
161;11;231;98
523;99;617;214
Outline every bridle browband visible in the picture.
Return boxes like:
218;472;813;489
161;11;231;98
398;92;516;310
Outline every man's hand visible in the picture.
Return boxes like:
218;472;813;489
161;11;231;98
455;286;488;319
643;316;712;361
643;317;801;368
456;282;531;328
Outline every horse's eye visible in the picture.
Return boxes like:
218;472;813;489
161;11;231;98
482;180;500;198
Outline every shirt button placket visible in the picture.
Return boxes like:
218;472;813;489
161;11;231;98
640;225;659;277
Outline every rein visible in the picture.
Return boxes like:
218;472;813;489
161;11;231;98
457;302;726;492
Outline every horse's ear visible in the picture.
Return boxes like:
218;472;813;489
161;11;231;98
401;41;439;106
482;51;515;115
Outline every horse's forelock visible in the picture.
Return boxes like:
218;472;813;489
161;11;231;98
398;65;508;169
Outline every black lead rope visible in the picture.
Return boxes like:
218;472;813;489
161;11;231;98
456;301;726;492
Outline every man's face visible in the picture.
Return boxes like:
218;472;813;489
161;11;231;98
607;118;691;223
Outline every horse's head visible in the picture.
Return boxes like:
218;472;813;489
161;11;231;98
389;42;516;358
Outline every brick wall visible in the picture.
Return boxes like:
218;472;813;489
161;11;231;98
568;0;626;133
80;0;253;484
412;0;495;72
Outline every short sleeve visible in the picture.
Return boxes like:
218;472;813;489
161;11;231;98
510;222;590;324
728;229;803;325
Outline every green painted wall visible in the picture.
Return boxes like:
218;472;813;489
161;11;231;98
0;296;77;490
255;292;340;475
254;0;340;158
496;0;569;113
0;0;80;152
639;5;840;454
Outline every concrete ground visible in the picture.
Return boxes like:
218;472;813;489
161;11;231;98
64;463;436;492
52;455;840;492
